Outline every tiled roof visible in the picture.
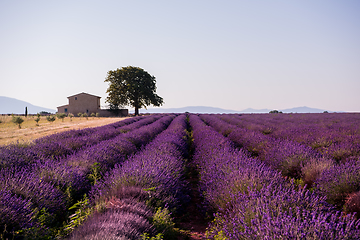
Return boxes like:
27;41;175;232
67;92;101;98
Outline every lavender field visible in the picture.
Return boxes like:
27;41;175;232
1;113;360;239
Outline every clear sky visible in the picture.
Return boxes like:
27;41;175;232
1;1;359;112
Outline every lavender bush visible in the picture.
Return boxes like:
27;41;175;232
315;158;360;207
67;207;154;240
301;157;335;188
0;190;37;233
91;115;188;209
65;115;174;176
0;115;166;238
0;167;67;215
190;114;360;239
0;115;150;169
2;113;360;239
209;183;360;239
264;139;319;179
73;115;188;239
191;114;283;211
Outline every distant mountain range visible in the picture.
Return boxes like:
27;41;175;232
139;106;334;114
239;106;334;113
139;106;239;114
0;96;56;114
280;106;333;113
0;96;335;115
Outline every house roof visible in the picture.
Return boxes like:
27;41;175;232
57;104;69;109
67;92;101;99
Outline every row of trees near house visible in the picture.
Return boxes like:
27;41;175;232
9;112;101;129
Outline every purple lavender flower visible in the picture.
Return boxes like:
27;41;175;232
208;183;360;239
68;207;154;240
301;157;334;188
91;115;188;209
190;114;360;239
0;190;37;232
0;167;67;214
315;158;360;207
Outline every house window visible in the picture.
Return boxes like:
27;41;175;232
75;97;77;100
86;109;89;113
65;108;68;113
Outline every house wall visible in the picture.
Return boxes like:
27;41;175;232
57;93;128;117
67;94;100;115
57;105;69;114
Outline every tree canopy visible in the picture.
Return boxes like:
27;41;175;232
105;66;164;115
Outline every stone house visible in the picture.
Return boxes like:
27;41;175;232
57;92;128;117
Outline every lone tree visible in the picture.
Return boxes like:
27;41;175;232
105;66;164;115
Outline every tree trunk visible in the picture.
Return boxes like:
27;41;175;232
135;107;139;116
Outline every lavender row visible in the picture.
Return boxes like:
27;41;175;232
219;113;360;162
0;165;69;237
33;116;142;145
64;114;175;176
68;114;189;239
0;114;164;229
30;114;175;199
0;115;174;238
29;114;176;203
200;114;318;179
189;114;360;239
0;190;36;232
0;115;151;169
202;114;360;213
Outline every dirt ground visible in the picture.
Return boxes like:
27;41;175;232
0;116;128;145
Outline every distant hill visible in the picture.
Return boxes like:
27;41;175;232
241;106;332;113
138;106;332;114
239;108;271;113
0;96;56;114
139;106;238;114
280;106;330;113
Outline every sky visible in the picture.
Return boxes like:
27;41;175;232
0;0;359;112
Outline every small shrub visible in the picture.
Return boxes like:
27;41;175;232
63;194;92;236
83;113;88;120
152;207;176;239
56;113;67;122
90;113;96;118
46;115;56;123
141;233;164;240
87;162;102;185
68;113;74;121
34;113;41;126
12;116;24;128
